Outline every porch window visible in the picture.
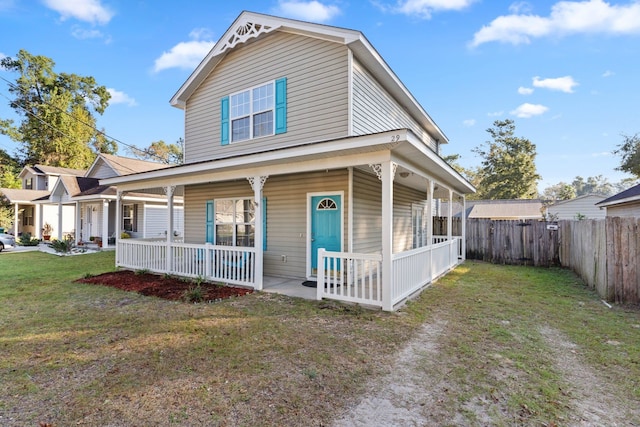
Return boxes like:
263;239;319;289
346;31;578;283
215;199;255;247
412;202;428;248
221;78;287;145
22;206;34;226
122;204;137;232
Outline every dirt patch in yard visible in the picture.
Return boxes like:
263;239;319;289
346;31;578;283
76;270;253;301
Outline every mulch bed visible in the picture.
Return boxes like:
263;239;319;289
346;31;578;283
76;270;253;301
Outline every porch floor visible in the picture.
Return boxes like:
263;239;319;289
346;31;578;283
262;276;316;300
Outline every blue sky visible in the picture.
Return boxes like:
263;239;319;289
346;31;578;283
1;0;639;191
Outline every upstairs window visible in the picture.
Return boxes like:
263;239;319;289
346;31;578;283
25;178;33;189
221;77;287;145
230;82;274;142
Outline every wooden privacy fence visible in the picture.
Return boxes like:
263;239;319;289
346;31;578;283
465;219;560;267
466;217;640;305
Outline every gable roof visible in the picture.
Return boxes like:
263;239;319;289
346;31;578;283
0;188;51;203
170;10;448;145
87;153;170;178
467;199;543;220
549;193;606;207
18;164;85;179
55;176;100;197
596;183;640;208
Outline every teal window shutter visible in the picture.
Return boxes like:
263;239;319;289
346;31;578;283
275;78;287;134
221;97;230;145
205;200;214;243
262;197;267;251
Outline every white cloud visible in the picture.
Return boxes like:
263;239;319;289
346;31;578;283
275;0;341;22
42;0;114;25
518;86;534;95
470;0;640;47
487;111;504;117
153;28;216;73
602;70;615;77
394;0;476;18
510;102;548;118
509;1;533;14
107;88;137;107
591;151;612;157
463;119;476;127
71;27;111;43
533;75;578;93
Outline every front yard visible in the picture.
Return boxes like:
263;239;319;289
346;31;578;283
0;251;638;426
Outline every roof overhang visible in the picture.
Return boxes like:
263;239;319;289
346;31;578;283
596;194;640;208
101;130;474;195
169;11;448;144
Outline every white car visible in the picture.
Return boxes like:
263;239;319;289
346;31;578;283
0;233;16;252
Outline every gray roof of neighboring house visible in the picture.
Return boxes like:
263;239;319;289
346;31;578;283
467;199;544;220
0;188;51;203
99;153;169;176
33;165;86;176
596;183;640;208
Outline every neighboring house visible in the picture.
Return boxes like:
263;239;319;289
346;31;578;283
0;165;84;238
596;183;640;217
466;199;544;220
546;194;606;220
102;11;474;311
0;154;182;244
48;153;183;245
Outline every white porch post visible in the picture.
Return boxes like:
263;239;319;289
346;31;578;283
116;191;123;264
75;202;81;243
426;180;433;245
34;204;41;239
13;203;19;236
165;186;175;273
427;180;434;281
249;176;268;291
57;203;63;240
461;195;467;261
102;201;109;246
381;161;394;312
447;188;453;265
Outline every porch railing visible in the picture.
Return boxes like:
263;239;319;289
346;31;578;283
117;239;256;287
317;249;383;308
318;239;461;310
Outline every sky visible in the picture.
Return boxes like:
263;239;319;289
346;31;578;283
1;0;639;191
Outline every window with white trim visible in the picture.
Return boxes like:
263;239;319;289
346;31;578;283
122;204;137;232
412;202;428;249
230;81;274;142
215;199;255;247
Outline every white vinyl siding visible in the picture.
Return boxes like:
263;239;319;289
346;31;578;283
144;205;184;238
86;159;117;179
184;32;349;163
547;195;606;220
352;59;438;152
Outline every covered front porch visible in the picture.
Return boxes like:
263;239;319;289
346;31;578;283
105;130;472;311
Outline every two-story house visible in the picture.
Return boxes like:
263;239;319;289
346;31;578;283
0;165;84;238
0;154;182;244
102;11;474;310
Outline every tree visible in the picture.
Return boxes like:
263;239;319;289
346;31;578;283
473;119;541;199
128;139;184;165
542;182;576;200
0;148;21;189
614;133;640;178
571;175;615;197
0;50;115;169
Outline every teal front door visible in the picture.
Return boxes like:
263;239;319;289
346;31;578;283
311;195;341;275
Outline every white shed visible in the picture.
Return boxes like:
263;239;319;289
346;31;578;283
547;194;606;220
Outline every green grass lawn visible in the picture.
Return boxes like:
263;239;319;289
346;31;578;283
0;251;638;426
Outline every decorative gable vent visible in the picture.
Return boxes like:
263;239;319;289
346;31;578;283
218;21;275;54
